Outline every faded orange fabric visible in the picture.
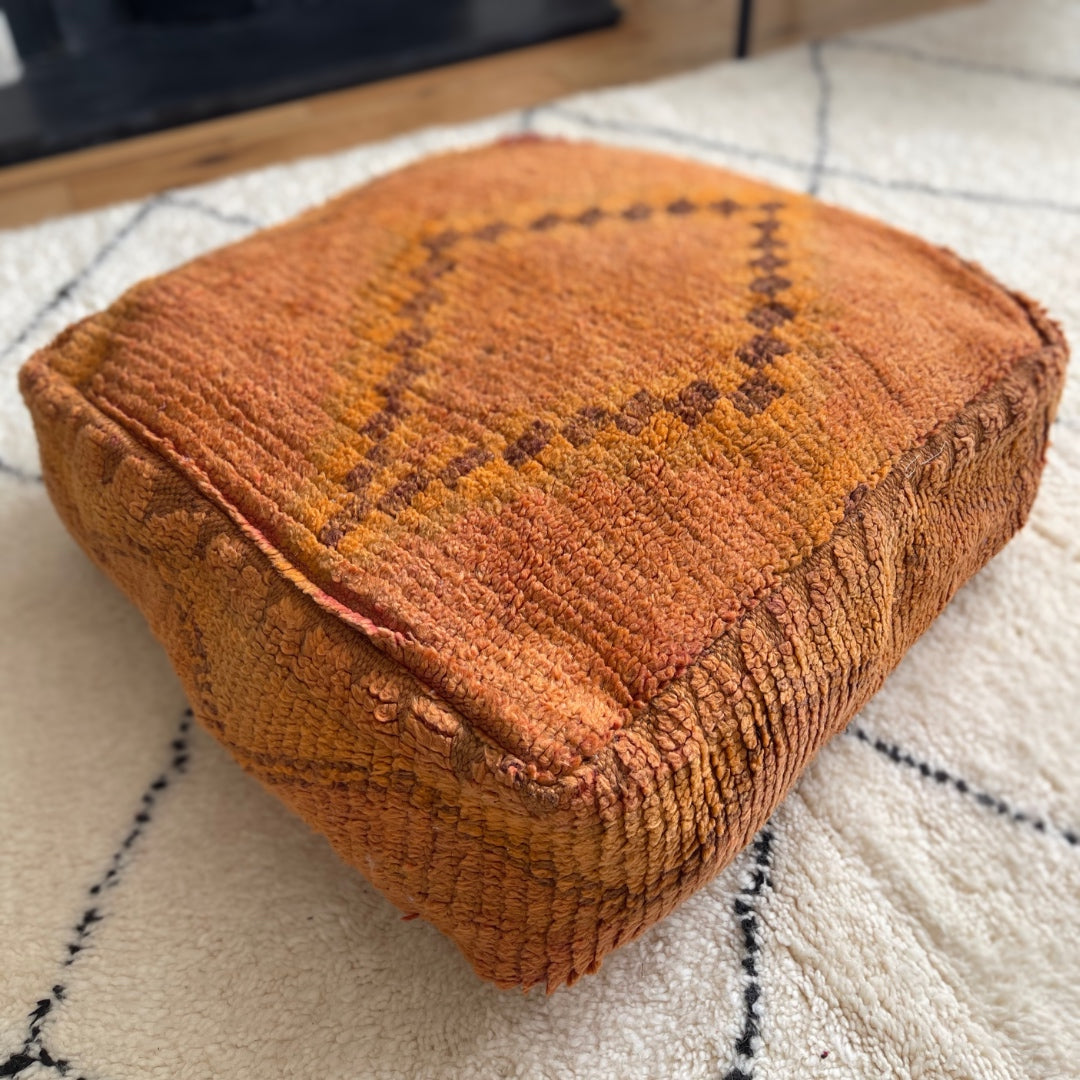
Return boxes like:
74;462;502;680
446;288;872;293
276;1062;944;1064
20;139;1067;989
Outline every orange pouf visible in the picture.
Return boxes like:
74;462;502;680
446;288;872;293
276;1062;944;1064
20;139;1067;989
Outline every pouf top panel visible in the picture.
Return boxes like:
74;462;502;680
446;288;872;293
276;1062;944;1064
43;139;1049;779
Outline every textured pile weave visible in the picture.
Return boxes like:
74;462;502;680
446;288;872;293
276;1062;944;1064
2;0;1079;1075
16;133;1068;990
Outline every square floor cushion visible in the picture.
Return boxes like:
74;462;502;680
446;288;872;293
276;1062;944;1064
20;139;1067;990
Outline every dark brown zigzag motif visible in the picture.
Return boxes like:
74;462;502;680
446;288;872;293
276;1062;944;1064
320;197;794;545
732;201;790;417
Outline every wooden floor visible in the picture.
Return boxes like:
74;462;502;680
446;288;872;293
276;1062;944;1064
0;0;970;229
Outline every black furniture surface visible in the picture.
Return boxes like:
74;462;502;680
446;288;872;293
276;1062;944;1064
0;0;620;166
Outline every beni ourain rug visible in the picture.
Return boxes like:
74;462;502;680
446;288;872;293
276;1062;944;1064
1;1;1078;1077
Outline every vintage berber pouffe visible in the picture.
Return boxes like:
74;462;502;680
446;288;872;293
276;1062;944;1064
20;139;1068;990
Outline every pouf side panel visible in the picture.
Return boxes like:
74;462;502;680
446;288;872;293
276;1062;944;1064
611;328;1066;900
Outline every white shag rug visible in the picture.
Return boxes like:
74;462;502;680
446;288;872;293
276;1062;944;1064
2;2;1078;1077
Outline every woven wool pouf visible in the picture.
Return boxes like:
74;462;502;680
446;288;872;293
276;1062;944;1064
20;139;1067;990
